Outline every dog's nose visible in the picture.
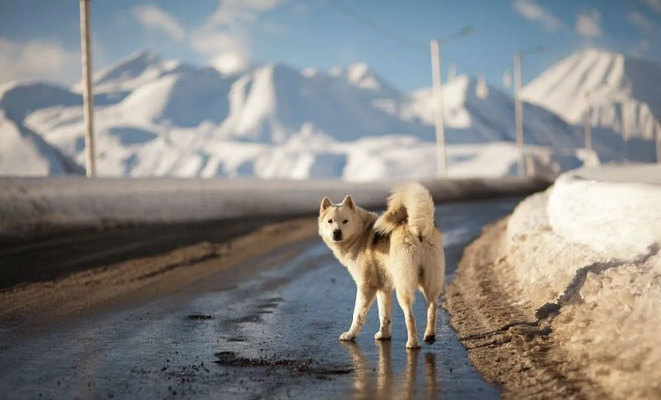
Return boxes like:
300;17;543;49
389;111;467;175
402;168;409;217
332;229;342;241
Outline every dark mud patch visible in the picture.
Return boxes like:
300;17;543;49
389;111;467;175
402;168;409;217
214;351;312;368
213;351;353;377
187;314;214;320
256;299;282;310
253;297;282;315
226;336;247;342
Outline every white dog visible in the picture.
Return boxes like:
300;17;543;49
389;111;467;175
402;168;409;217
318;183;445;349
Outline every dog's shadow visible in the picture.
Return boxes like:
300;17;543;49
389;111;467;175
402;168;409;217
340;341;437;399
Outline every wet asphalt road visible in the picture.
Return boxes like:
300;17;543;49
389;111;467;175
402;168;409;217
0;198;521;400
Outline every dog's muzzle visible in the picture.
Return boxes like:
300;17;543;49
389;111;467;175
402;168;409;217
332;229;343;241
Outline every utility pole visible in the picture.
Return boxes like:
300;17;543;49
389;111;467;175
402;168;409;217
80;0;96;177
513;51;524;177
429;26;473;179
513;45;546;178
654;123;661;164
584;90;592;154
430;39;446;178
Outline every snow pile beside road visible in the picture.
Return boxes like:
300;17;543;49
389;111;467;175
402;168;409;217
504;164;661;399
0;176;547;238
548;165;661;259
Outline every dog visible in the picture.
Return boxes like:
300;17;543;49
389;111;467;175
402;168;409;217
318;182;445;349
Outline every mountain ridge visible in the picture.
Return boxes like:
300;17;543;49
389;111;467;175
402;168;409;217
0;47;658;178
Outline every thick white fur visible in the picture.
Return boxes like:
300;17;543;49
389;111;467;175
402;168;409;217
375;182;437;239
318;183;445;349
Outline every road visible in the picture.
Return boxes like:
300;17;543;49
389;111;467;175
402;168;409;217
0;198;521;399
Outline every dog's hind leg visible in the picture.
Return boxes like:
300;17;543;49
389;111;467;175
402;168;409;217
421;285;441;343
374;290;392;340
340;286;377;341
420;244;445;344
396;289;420;349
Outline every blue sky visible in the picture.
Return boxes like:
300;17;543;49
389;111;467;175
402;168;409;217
0;0;659;91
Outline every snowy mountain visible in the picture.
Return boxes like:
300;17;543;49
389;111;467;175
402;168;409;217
402;75;579;147
0;82;83;176
0;48;656;180
522;48;660;161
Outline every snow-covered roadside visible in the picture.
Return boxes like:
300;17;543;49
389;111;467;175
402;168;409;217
547;165;661;259
0;176;547;238
504;164;661;399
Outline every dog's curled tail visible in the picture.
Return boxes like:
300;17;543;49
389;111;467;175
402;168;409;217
375;182;435;238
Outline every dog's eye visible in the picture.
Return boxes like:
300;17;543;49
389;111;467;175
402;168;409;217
343;219;348;224
327;219;333;224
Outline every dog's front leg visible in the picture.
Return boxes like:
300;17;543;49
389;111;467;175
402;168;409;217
340;286;376;341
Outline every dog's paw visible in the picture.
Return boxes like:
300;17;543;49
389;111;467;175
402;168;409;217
406;339;421;349
423;334;436;344
339;332;356;341
374;331;391;341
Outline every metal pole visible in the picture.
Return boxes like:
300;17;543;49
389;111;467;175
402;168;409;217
513;52;524;177
654;120;661;164
80;0;96;177
430;39;446;178
584;91;592;154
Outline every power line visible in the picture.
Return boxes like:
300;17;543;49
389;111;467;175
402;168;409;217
326;0;511;84
326;0;426;52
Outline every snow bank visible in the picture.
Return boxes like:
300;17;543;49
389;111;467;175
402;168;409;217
0;176;548;238
503;164;661;399
548;164;661;259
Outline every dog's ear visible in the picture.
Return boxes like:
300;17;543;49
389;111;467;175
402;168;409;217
341;195;355;210
320;196;332;213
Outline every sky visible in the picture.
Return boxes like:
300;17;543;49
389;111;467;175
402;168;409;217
0;0;659;92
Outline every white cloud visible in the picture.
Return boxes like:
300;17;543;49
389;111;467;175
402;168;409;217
190;31;250;74
627;11;656;34
642;0;661;13
512;0;563;31
212;52;251;75
575;10;602;38
191;0;288;73
0;38;79;84
632;39;651;56
206;0;287;27
133;5;185;41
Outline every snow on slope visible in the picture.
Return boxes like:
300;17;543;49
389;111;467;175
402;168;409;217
216;62;425;143
330;62;399;96
117;66;233;127
547;164;661;259
71;50;207;101
4;48;657;179
502;165;661;399
403;75;580;147
18;52;585;180
0;82;83;175
522;48;661;158
0;112;82;176
523;48;661;123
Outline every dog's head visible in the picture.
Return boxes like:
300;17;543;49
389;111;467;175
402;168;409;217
318;195;363;245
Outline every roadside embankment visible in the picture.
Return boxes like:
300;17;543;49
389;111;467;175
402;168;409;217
0;176;548;238
447;164;661;400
